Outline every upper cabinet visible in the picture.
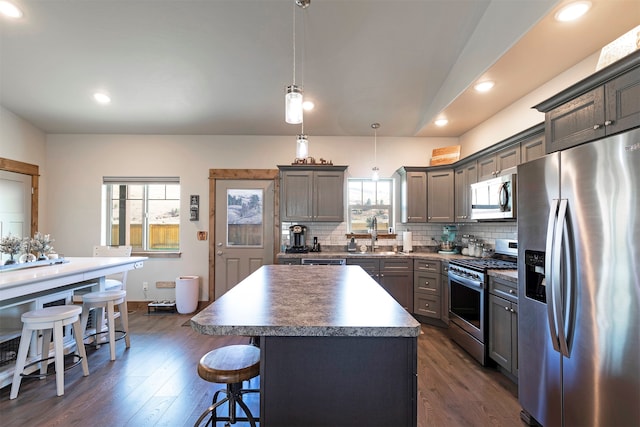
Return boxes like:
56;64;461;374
279;165;347;222
427;169;454;223
477;145;521;181
535;51;640;153
520;133;545;164
396;167;428;223
454;160;477;223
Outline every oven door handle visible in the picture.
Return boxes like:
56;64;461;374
448;272;483;289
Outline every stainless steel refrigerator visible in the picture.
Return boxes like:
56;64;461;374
517;127;640;426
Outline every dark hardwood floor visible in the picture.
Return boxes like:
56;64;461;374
0;309;523;426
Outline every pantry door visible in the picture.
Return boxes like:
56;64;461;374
210;170;279;300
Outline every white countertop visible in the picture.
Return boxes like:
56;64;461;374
0;257;146;301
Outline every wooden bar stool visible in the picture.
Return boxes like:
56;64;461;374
195;344;260;427
80;290;130;361
10;305;90;399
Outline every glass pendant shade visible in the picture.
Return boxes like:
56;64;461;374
285;85;303;124
371;167;380;181
296;134;309;158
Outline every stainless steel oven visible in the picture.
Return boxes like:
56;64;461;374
448;239;517;366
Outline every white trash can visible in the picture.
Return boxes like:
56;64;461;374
176;276;199;314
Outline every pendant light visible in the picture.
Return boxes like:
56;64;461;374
285;0;310;124
296;120;309;159
371;123;380;181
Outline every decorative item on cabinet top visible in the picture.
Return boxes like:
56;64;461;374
291;157;333;165
430;145;460;166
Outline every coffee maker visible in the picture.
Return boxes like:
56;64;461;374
286;224;308;253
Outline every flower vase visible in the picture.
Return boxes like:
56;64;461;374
4;254;17;265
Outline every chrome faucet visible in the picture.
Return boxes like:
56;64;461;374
371;216;378;251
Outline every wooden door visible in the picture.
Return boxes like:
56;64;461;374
214;179;275;299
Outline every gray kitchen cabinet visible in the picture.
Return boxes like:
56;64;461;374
427;169;454;223
440;261;450;325
477;144;521;181
535;51;640;153
488;275;518;379
279;165;347;222
520;132;545;164
348;257;413;310
396;167;428;223
454;161;477;223
413;259;442;320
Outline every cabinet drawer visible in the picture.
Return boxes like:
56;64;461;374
380;258;412;271
413;259;441;274
414;271;441;295
414;293;441;318
489;275;518;303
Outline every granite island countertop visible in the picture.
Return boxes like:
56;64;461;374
191;264;421;338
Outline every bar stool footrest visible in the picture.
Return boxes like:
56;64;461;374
83;330;127;347
20;353;84;379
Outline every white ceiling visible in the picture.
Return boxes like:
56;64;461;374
1;0;638;137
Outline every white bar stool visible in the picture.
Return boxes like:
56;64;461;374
10;305;90;399
80;290;130;361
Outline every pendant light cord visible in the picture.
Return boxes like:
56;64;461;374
292;2;296;86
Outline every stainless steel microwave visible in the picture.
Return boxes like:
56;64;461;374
470;173;516;220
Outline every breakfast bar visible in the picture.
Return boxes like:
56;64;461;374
191;264;421;426
0;257;146;387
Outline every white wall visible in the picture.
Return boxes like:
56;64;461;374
0;106;48;230
44;133;454;301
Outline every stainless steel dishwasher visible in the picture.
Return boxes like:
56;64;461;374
300;259;346;266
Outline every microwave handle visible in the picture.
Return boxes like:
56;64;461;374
498;182;509;211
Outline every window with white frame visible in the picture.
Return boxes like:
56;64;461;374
347;178;394;233
103;177;180;252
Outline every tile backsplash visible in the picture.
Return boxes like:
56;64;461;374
282;221;517;251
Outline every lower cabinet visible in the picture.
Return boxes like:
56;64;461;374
488;276;518;379
413;259;442;320
347;257;413;311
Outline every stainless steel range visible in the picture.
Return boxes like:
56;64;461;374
448;239;517;366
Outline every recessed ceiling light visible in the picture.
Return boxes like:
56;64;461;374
0;1;23;18
554;1;591;22
474;81;495;93
434;118;449;127
93;92;111;105
302;100;315;111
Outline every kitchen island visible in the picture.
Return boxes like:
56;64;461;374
191;264;421;426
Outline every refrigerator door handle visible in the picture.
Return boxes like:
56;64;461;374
545;199;561;352
554;199;570;357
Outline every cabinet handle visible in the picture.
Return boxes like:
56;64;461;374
593;124;603;130
424;281;430;285
604;120;614;126
509;289;515;294
510;308;516;313
504;306;510;311
380;274;384;278
424;303;430;307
